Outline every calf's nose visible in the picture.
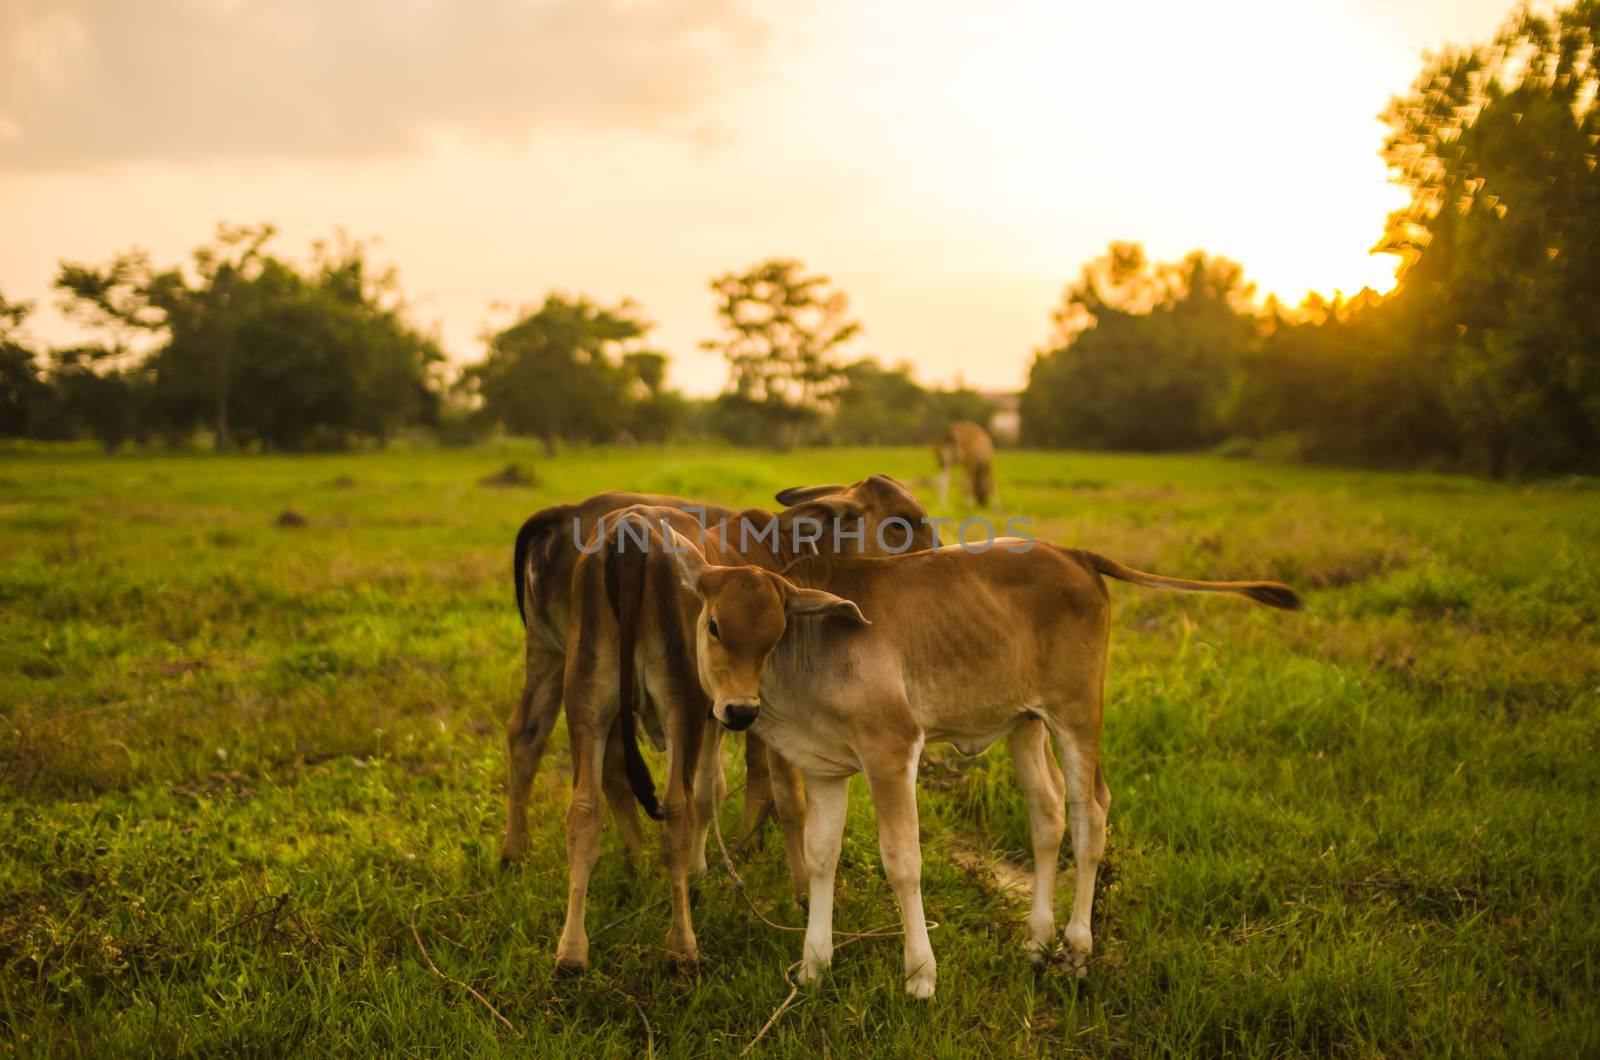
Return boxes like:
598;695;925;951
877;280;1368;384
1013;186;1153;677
722;701;759;731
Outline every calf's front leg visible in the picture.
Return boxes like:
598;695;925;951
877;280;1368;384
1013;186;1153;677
601;714;645;863
864;749;936;998
739;732;776;848
689;721;727;876
798;773;850;986
658;691;707;968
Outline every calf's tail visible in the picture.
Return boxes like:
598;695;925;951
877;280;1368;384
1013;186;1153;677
1079;551;1303;611
603;516;664;821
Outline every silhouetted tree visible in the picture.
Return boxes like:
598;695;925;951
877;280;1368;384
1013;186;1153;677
55;225;441;451
0;292;49;438
465;295;669;454
1377;1;1600;475
1022;244;1256;450
829;359;994;445
702;259;860;447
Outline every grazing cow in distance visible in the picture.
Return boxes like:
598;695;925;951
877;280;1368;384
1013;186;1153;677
662;530;1302;998
936;420;997;508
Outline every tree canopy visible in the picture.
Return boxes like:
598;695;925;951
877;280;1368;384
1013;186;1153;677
1022;245;1255;450
1016;2;1600;476
53;225;442;451
1372;1;1600;474
464;295;683;452
702;259;862;447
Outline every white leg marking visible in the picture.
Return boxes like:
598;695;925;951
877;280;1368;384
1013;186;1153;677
799;773;850;986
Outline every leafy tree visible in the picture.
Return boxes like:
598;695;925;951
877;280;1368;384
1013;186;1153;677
465;295;666;454
41;346;153;452
1377;1;1600;475
620;350;687;443
1022;244;1256;450
828;359;994;445
57;224;271;450
0;291;49;438
55;225;441;451
702;259;861;447
1228;292;1461;466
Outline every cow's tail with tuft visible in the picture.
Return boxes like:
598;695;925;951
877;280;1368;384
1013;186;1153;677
1078;551;1304;611
604;514;664;821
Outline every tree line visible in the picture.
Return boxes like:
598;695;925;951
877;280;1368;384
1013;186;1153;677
1026;2;1600;477
2;238;990;454
4;2;1596;476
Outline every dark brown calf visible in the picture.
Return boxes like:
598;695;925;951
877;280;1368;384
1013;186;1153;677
554;479;937;972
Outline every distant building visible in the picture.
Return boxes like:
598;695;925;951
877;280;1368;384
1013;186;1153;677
981;391;1021;445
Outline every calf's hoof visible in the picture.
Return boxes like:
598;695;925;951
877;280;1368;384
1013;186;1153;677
905;972;936;1000
797;959;828;987
553;958;587;979
1065;924;1092;979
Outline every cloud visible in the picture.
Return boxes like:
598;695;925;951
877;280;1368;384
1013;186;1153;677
0;0;770;169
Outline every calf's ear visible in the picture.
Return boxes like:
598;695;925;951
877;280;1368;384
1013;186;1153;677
775;483;846;506
666;528;709;594
785;586;870;626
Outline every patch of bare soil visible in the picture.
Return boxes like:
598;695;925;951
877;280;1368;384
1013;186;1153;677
948;837;1037;906
478;463;536;488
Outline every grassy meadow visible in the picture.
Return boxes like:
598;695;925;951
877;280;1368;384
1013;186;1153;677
1;444;1597;1056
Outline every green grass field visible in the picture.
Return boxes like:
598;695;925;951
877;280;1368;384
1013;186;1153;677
2;444;1597;1056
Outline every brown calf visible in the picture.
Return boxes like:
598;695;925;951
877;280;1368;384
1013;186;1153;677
664;534;1301;997
501;492;737;866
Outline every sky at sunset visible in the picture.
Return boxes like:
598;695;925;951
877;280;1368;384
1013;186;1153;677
1;0;1517;395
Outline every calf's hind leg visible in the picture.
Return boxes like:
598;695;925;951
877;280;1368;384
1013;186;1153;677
554;668;617;972
1007;719;1065;963
600;715;645;862
1051;722;1107;977
501;648;564;864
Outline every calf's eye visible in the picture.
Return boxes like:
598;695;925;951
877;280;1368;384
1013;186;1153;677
707;619;720;640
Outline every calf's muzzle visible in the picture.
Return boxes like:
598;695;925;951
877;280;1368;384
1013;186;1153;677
719;699;760;731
